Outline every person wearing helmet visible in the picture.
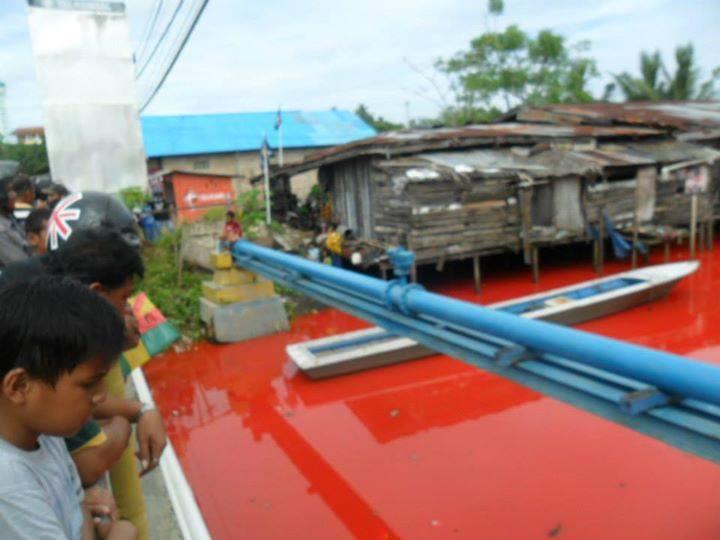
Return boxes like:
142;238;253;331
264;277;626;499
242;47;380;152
46;191;141;251
0;191;142;285
0;175;31;267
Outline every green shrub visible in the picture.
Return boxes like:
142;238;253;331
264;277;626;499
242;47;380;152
237;189;266;229
120;186;151;210
202;206;227;222
138;229;208;341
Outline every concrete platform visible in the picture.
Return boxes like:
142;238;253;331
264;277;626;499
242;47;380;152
202;296;290;343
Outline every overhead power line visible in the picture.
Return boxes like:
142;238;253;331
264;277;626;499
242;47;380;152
135;0;164;63
139;0;209;112
136;0;186;79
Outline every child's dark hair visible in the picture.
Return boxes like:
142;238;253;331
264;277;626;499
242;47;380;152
47;228;144;290
12;175;33;197
226;210;235;219
0;178;13;214
0;276;126;386
48;183;69;198
25;207;52;234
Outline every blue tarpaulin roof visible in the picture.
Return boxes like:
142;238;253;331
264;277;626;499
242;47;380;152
141;109;376;158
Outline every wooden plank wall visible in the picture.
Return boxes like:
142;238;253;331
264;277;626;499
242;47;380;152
370;165;521;262
322;158;720;267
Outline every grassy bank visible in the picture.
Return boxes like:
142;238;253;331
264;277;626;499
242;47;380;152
138;230;208;341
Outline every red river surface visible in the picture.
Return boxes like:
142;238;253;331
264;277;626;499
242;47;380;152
145;242;720;539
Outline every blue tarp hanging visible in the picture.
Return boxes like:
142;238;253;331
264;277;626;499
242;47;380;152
588;213;647;260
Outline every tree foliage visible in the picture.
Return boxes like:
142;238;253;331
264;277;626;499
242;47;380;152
436;25;597;123
607;44;720;101
119;186;151;210
0;142;50;176
488;0;504;16
355;104;403;132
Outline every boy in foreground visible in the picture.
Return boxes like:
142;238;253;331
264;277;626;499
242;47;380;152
0;227;165;538
0;276;136;539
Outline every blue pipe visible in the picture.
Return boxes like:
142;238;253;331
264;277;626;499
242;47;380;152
232;240;720;407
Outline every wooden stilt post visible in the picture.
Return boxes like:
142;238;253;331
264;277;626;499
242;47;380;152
690;194;698;259
631;212;639;269
704;218;712;251
708;216;715;250
380;265;388;281
473;255;481;294
531;245;539;283
519;185;532;265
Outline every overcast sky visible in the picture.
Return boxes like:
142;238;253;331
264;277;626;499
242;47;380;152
1;0;718;130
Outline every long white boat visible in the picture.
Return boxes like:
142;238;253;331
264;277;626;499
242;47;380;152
288;261;699;379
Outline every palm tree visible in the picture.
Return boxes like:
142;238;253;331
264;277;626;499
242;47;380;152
605;44;719;101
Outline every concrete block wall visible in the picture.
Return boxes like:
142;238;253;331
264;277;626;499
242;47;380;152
201;251;289;342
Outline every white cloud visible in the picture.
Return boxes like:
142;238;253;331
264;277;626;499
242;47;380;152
1;0;718;130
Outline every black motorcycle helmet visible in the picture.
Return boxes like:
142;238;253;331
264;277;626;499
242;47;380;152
47;191;141;251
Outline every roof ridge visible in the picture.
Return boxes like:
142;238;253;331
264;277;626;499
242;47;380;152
142;108;352;119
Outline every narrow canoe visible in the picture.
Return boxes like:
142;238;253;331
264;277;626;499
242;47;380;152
288;261;699;379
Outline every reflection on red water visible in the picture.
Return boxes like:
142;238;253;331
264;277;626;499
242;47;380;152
145;243;720;539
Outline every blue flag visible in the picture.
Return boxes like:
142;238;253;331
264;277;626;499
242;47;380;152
274;108;282;130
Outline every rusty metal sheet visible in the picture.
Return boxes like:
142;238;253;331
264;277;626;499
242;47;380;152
601;141;720;164
515;102;720;131
266;123;665;180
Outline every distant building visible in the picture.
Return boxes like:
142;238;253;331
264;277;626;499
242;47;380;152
141;109;376;198
0;82;6;141
13;126;46;145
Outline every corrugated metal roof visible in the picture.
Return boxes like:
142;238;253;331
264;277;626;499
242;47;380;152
510;101;720;130
601;141;720;163
267;123;664;179
388;148;655;180
141;109;377;158
367;142;720;182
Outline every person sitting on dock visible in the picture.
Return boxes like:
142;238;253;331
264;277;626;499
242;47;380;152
220;210;243;248
0;276;137;539
325;223;343;267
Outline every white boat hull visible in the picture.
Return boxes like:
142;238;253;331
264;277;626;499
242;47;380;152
288;261;699;379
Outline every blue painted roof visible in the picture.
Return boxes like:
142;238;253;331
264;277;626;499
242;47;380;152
141;109;376;158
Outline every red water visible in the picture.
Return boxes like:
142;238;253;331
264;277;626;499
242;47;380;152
145;243;720;539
